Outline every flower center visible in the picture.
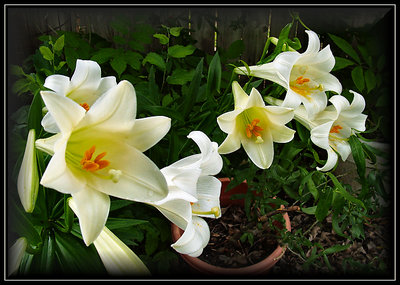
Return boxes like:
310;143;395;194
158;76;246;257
80;145;110;172
246;118;263;138
80;102;90;112
290;76;323;100
330;125;343;134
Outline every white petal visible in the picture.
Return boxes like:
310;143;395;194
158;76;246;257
330;95;351;118
336;140;352;161
191;176;222;218
40;91;86;134
218;133;241;154
41;111;60;134
310;121;333;150
246;88;266;108
17;129;39;213
316;72;342;94
265;105;294;125
8;237;27;276
303;30;321;55
40;135;85;194
97;76;117;96
302;90;328;120
93;226;150;276
317;148;339;172
269;124;295;143
35;133;62;156
78;80;136;133
152;195;193;230
242;129;274;169
281;88;303;109
70;59;102;92
127;116;171;152
217;109;243;134
43;74;70;95
171;216;210;257
69;191;110;246
232;81;249;109
161;165;202;198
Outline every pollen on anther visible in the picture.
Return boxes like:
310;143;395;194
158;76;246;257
80;103;90;112
330;125;343;134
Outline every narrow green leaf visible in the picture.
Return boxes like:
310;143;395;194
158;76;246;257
182;58;203;117
105;218;149;230
348;135;366;179
301;205;317;215
327;172;365;209
351;66;365;92
364;69;376;93
315;188;333;222
328;33;361;64
27;90;43;136
53;35;65;52
206;51;221;100
40;230;57;273
332;57;355;71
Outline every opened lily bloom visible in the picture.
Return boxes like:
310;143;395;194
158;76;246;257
217;81;295;169
69;197;150;276
151;131;223;257
17;129;39;213
35;80;171;245
310;91;367;171
41;59;117;133
234;30;342;119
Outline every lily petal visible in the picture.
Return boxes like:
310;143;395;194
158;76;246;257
217;109;243;134
317;148;339;172
41;91;86;134
232;81;250;109
8;237;27;276
35;133;62;156
171;216;210;257
246;88;266;108
242;129;274;169
191;176;222;219
218;132;241;154
43;74;70;95
93;226;151;276
69;190;110;246
310;121;333;150
127;116;171;152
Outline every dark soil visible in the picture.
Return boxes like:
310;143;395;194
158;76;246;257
198;204;279;268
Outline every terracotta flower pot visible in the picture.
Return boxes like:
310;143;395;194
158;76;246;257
171;177;291;275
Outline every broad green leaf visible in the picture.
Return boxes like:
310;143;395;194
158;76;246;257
90;48;117;64
153;33;169;45
53;35;65;52
110;53;127;77
143;52;166;71
301;206;316;215
351;66;365;92
39;46;54;61
168;44;196;58
328;33;361;64
364;69;376;93
170;27;184;37
333;57;355;71
166;68;195;85
225;40;245;59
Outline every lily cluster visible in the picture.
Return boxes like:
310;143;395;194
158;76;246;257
16;59;223;275
233;30;367;171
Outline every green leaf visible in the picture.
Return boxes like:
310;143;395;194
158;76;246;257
167;44;196;58
166;68;195;85
301;205;317;215
323;244;351;255
170;27;184;37
348;135;366;179
106;218;149;230
182;58;203;117
91;48;117;64
27;90;44;136
225;40;245;59
39;46;54;61
124;50;142;71
110;52;127;77
315;188;333;222
332;57;355;71
40;230;57;273
364;69;376;93
326;172;365;209
143;52;166;71
53;35;65;52
153;33;169;44
328;33;361;64
206;51;221;99
351;66;365;92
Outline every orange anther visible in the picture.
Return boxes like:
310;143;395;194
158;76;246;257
296;76;310;85
80;103;90;112
246;118;263;138
80;145;110;172
330;125;343;134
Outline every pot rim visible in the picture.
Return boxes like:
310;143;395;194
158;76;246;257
171;177;292;275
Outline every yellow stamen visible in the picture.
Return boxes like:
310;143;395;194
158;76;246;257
246;118;263;139
80;103;90;112
192;206;220;218
330;125;343;134
80;145;110;172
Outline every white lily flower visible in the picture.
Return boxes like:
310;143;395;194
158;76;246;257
235;30;342;119
35;80;171;245
68;198;150;276
310;91;367;171
8;237;28;276
17;129;39;213
151;131;222;257
41;59;117;133
217;81;295;169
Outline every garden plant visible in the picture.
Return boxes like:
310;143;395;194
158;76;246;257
7;11;393;278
